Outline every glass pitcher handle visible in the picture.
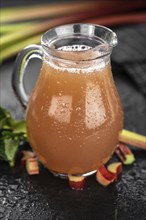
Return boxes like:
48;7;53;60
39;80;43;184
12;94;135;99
12;44;43;108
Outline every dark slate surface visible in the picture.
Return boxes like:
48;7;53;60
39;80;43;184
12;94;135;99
0;25;146;220
0;155;146;220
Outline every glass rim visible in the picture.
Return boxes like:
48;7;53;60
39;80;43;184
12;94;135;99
41;23;118;61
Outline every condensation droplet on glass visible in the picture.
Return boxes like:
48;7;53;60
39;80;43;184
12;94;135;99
76;107;81;111
62;103;66;107
53;120;56;124
60;109;65;113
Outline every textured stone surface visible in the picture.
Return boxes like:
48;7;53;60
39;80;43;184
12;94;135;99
0;152;146;220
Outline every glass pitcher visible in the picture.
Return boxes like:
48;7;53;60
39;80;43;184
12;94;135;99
12;24;123;177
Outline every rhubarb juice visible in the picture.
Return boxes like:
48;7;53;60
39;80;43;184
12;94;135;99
26;45;123;175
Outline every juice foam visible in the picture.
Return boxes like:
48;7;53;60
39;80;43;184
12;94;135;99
47;45;106;73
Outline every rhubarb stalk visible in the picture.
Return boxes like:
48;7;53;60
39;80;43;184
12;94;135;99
119;129;146;150
86;12;146;26
1;1;100;23
0;35;41;62
1;0;145;62
1;0;146;23
1;0;145;23
1;22;34;33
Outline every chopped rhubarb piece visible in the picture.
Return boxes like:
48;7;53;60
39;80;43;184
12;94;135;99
22;150;36;158
20;158;26;168
115;143;135;165
68;175;85;190
115;148;125;162
26;158;39;175
96;165;116;187
124;154;135;165
107;162;122;181
21;150;36;168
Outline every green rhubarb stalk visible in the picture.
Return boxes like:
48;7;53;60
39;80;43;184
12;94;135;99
1;22;34;33
1;1;98;23
119;129;146;150
0;35;41;62
1;11;96;61
2;0;146;47
1;0;146;23
86;13;146;26
0;22;44;46
0;107;27;166
0;10;101;50
0;13;145;47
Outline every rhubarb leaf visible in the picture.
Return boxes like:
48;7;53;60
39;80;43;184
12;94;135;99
0;106;27;166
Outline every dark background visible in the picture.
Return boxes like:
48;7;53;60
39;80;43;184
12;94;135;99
0;1;146;220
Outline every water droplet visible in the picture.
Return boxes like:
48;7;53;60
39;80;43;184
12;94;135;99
76;107;81;111
60;109;65;113
62;103;66;107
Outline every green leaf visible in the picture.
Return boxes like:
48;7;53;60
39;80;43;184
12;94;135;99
0;107;10;120
0;106;26;134
0;106;27;166
12;120;26;134
4;138;19;167
0;140;7;161
0;107;10;129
